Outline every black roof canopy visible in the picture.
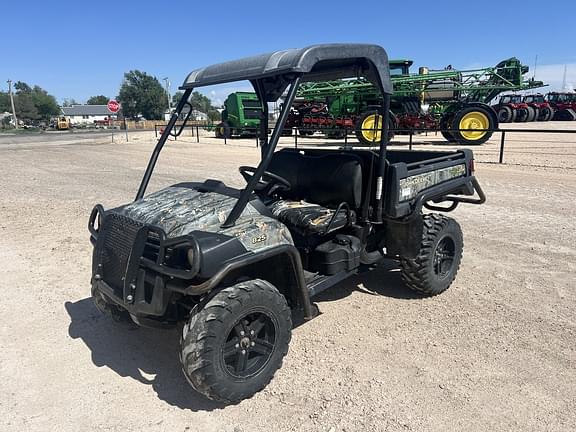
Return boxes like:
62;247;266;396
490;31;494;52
181;43;392;101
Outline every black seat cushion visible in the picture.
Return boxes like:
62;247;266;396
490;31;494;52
269;200;351;234
267;150;363;209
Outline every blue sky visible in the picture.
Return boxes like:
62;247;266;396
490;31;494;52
1;0;574;104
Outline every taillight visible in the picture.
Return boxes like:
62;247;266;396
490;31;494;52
469;159;475;174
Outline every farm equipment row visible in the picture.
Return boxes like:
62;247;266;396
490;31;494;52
286;57;544;145
494;92;576;123
214;57;547;145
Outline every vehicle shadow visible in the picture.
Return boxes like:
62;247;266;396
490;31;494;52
64;298;226;412
65;261;420;409
313;259;424;303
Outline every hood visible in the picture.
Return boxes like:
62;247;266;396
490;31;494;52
113;186;293;252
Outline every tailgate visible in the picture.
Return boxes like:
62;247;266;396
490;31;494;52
386;149;483;218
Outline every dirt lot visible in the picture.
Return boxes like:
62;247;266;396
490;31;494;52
1;123;575;431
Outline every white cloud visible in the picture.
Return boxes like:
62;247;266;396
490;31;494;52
532;63;576;92
197;82;254;107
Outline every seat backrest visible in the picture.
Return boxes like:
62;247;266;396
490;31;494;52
268;150;363;209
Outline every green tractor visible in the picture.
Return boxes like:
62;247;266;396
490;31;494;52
215;92;262;138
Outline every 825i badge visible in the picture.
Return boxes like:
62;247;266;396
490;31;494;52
251;234;267;244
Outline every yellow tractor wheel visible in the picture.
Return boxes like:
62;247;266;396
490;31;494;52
355;111;395;145
451;106;495;145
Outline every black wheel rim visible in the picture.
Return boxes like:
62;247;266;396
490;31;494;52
221;311;276;379
433;236;456;280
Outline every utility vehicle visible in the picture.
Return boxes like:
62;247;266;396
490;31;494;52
89;44;485;403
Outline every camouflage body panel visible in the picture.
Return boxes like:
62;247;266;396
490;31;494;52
269;199;350;234
114;186;293;252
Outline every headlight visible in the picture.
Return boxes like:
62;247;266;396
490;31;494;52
399;164;466;202
187;247;195;267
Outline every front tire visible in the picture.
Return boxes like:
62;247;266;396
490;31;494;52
180;279;292;403
355;111;395;145
400;214;463;296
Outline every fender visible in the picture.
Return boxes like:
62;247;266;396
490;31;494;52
176;245;314;320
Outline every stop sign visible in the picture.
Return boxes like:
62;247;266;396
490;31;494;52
107;99;120;113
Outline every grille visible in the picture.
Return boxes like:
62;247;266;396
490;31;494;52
243;108;261;119
99;213;143;295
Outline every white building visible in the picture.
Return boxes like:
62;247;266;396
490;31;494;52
61;105;111;125
191;109;208;121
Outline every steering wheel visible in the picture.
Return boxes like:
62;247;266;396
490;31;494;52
239;166;291;195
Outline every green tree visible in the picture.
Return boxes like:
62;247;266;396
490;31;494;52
15;93;39;122
189;91;214;113
14;81;32;94
11;82;60;122
172;90;220;121
117;70;167;120
62;98;78;107
0;92;10;112
32;86;60;120
207;109;220;121
87;95;109;105
172;91;184;107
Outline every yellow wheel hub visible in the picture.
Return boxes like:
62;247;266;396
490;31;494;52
458;111;489;141
361;114;383;143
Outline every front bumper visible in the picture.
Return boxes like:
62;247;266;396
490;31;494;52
89;206;199;316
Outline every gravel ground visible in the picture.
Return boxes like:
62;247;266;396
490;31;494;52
1;123;575;432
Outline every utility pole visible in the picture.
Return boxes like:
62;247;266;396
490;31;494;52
163;77;171;111
7;80;18;129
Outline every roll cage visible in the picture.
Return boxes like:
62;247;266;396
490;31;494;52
135;44;394;227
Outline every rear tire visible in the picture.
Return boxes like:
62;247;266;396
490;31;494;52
298;129;314;136
180;279;292;403
450;106;495;145
439;114;456;142
215;122;231;139
325;129;346;139
539;106;553;121
515;108;529;122
525;106;537;122
400;214;463;296
497;106;514;123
